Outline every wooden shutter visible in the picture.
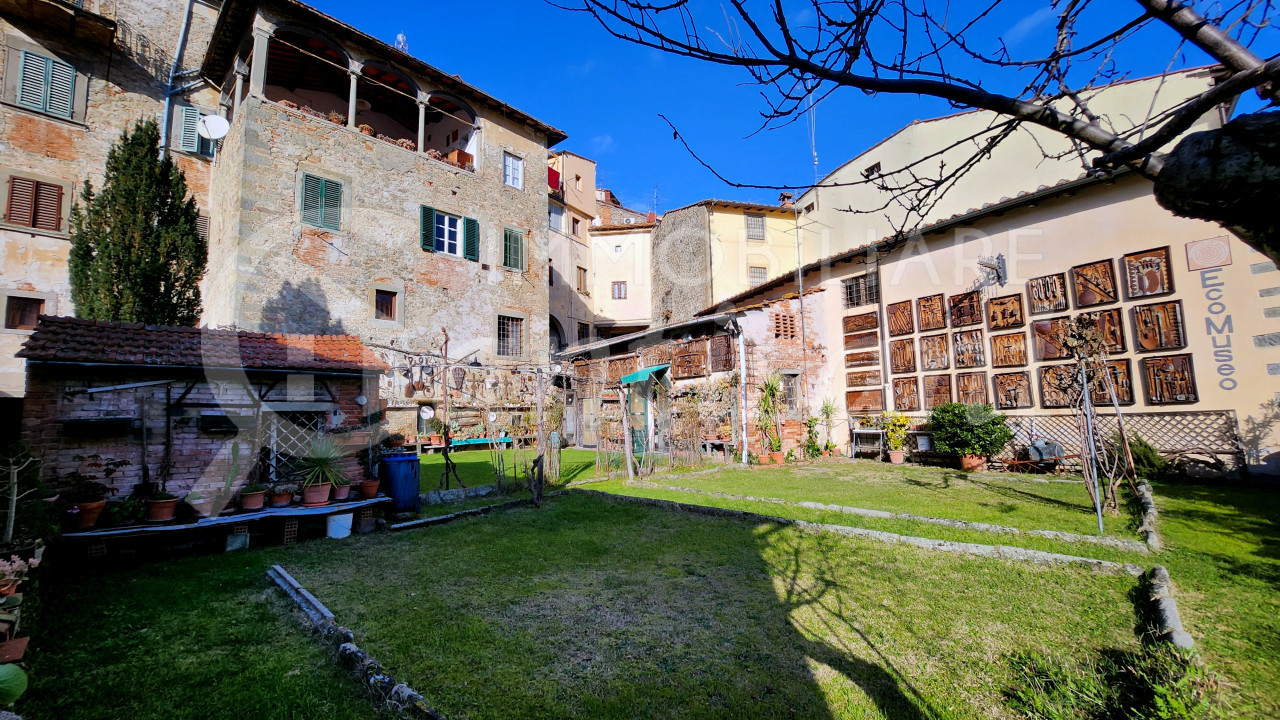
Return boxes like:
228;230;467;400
46;59;75;118
31;181;62;231
300;174;322;226
195;215;210;241
504;229;523;270
462;217;479;261
17;51;46;111
321;178;341;230
420;206;436;251
179;106;201;153
6;177;36;227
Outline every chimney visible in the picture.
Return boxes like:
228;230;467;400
646;211;657;223
778;192;795;209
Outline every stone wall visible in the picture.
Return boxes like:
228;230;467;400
650;204;710;325
740;296;828;455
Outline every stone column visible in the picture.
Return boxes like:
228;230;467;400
248;28;270;97
417;97;427;154
347;62;361;128
233;70;245;115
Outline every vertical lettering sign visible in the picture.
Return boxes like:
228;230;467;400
1200;268;1236;391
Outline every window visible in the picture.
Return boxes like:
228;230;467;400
749;266;768;287
614;245;621;253
577;321;591;343
549;204;563;232
745;213;765;241
422;207;479;260
195;215;210;242
502;152;524;189
177;106;215;156
576;266;589;293
843;273;880;308
16;50;74;119
374;289;397;321
862;162;882;179
574;175;582;191
4;296;43;330
5;176;63;232
803;201;816;214
300;173;341;230
434;212;460;255
781;373;800;416
503;228;524;270
497;315;523;357
571;217;580;236
611;281;627;300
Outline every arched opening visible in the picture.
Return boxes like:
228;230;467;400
265;28;350;124
422;91;478;168
549;316;565;353
356;63;419;150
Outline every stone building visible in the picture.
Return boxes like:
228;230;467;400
0;0;222;420
595;187;648;227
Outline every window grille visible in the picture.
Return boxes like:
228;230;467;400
843;274;880;308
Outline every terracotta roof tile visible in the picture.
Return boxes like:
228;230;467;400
17;317;388;374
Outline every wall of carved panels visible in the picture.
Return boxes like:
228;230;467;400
842;309;885;413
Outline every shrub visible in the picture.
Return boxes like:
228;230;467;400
1121;431;1170;482
876;410;910;451
928;403;1013;457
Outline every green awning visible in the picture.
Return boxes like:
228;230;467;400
619;364;670;386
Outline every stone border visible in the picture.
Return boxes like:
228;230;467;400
389;492;565;532
1144;565;1194;649
1135;481;1162;551
267;565;447;719
624;480;1150;553
420;483;498;505
578;490;1144;576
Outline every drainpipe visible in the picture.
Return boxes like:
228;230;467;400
158;0;196;156
737;320;748;465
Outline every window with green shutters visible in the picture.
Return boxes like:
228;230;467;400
421;206;480;262
17;50;75;119
463;217;480;261
178;107;215;156
502;229;524;270
300;174;341;230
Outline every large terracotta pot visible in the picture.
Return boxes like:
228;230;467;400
301;483;332;508
71;500;107;530
960;454;988;472
269;490;293;508
145;497;179;523
769;451;786;465
357;479;380;499
888;450;905;465
428;434;442;446
239;490;266;511
821;450;830;457
333;483;351;501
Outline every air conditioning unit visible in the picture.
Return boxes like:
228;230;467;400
623;217;635;224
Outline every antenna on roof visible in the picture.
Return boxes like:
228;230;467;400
807;94;819;184
395;33;409;52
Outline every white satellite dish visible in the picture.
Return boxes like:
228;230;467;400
553;364;563;374
196;115;230;140
487;412;497;423
418;406;435;420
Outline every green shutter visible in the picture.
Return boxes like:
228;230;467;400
321;178;342;230
46;58;74;118
420;206;436;251
503;229;524;270
301;174;322;226
17;51;47;111
179;106;201;153
462;217;479;261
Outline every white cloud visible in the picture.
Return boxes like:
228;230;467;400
589;134;615;154
1004;6;1055;46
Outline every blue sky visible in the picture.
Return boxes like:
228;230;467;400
307;0;1277;213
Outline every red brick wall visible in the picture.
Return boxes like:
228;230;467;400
741;297;828;456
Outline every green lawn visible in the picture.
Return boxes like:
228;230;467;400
418;448;604;491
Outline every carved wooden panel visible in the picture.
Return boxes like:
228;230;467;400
1081;308;1125;353
923;374;952;409
986;294;1025;330
708;335;735;372
575;360;591;378
640;343;673;368
1122;246;1173;299
893;377;920;411
917;294;947;331
889;339;916;374
1091;359;1135;406
948;291;982;328
991;332;1027;368
920;334;949;371
846;389;885;413
1032;317;1072;361
1142;354;1198;405
845;351;879;368
671;339;708;379
1071;259;1118;308
1038;364;1081;409
843;312;879;334
846;370;882;387
887;301;914;337
993;371;1033;409
956;372;988;405
844;331;880;351
1133;301;1186;352
607;355;638;382
1027;273;1069;315
952;329;986;368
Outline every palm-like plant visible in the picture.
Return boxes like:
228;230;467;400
756;372;785;453
819;397;838;450
297;439;347;488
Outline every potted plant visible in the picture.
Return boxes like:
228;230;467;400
425;418;444;446
332;474;352;501
238;482;267;511
267;481;294;508
756;372;787;465
358;123;375;136
928;402;1014;473
819;398;838;458
61;455;127;530
297;439;345;507
326;109;345;124
184;490;216;518
878;410;910;464
0;555;37;597
143;471;179;522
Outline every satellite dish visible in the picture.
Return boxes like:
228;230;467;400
418;406;435;420
553;364;563;374
487;412;497;423
196;115;230;140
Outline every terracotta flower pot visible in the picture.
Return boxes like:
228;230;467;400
357;479;380;499
333;483;351;501
269;490;293;508
769;451;786;465
0;583;16;597
428;434;442;446
960;454;988;473
888;450;905;465
187;497;216;518
145;497;179;523
239;490;266;511
301;483;332;508
821;450;830;457
71;499;107;530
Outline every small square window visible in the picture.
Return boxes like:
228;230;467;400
502;152;524;189
4;296;44;330
577;266;589;294
749;266;768;287
614;245;622;253
612;281;627;300
577;322;591;343
497;315;524;357
571;217;581;236
374;289;397;321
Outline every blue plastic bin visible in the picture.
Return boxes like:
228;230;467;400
379;452;421;512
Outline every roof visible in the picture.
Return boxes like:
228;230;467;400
201;0;568;146
556;313;736;359
663;198;797;216
590;222;657;233
698;168;1130;315
18;317;389;375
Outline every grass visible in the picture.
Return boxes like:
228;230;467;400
417;448;604;491
286;492;1141;720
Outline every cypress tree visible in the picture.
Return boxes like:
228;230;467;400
69;118;206;326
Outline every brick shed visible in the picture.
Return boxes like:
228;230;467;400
18;317;388;502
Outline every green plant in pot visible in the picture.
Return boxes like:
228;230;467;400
756;372;786;464
297;439;345;507
819;398;838;457
62;455;127;530
928;403;1014;472
267;479;295;508
142;463;180;523
878;410;911;464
